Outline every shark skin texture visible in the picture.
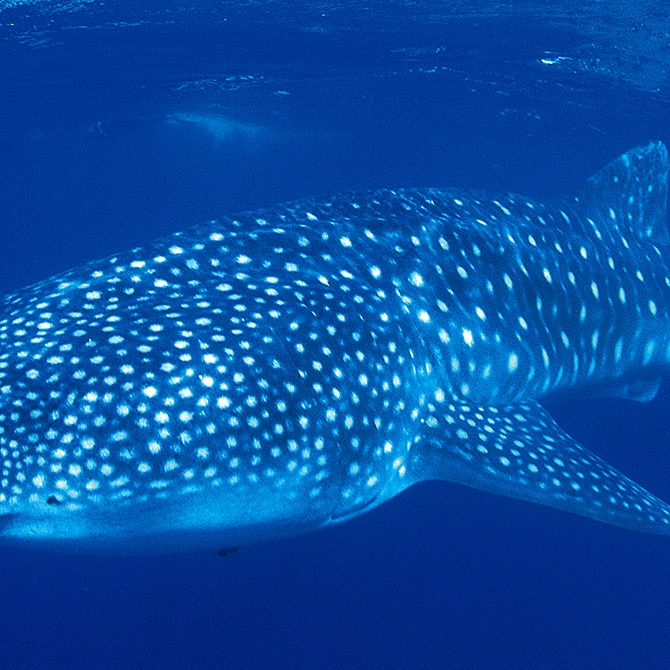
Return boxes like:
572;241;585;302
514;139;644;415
0;142;669;553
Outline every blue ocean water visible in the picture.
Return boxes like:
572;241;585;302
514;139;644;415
1;1;670;667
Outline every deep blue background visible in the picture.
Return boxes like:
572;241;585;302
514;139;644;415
1;2;670;668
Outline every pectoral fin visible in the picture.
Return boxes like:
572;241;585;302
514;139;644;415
417;400;670;534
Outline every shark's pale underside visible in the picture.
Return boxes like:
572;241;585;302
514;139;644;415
1;142;669;553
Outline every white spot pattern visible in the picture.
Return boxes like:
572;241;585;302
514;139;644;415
0;142;669;551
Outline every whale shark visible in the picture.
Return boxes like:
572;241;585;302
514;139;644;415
0;141;669;553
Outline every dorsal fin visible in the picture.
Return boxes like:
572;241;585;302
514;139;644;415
575;141;669;244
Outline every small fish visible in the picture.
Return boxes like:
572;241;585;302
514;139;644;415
1;142;669;553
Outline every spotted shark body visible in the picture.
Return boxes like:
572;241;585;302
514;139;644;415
1;142;669;553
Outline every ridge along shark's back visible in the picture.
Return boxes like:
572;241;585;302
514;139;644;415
0;142;668;553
